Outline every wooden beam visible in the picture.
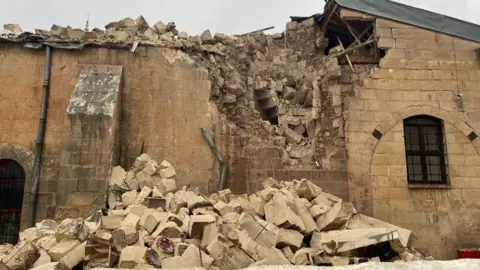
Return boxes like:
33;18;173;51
322;4;338;32
346;24;373;49
349;56;381;64
240;26;274;36
331;37;377;58
337;37;355;73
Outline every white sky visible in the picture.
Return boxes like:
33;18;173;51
0;0;478;35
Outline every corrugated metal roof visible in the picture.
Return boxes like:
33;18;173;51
334;0;480;43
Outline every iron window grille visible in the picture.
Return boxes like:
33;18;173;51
403;115;448;185
0;159;25;245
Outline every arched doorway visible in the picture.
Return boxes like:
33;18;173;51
0;159;26;244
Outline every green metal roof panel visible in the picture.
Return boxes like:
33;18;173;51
334;0;480;43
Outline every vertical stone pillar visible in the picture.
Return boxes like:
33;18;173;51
55;65;123;219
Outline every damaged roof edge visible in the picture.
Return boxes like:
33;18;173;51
331;0;480;43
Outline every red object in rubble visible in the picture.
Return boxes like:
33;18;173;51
457;249;476;259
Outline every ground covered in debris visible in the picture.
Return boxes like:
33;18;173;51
0;154;433;270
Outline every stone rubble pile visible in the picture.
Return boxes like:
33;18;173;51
0;154;431;270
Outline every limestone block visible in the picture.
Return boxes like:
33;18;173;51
84;213;102;234
180;244;214;269
135;16;149;31
276;228;304;249
177;31;188;39
238;216;277;248
101;216;123;230
156;178;176;194
49;239;80;261
158;161;176;179
125;171;139;191
36;220;58;236
311;228;400;254
36;235;57;252
309;205;328;219
284;127;303;144
132;154;151;172
145;197;166;209
188;215;216;238
293;198;318;235
295;179;322;200
56;219;89;242
160;256;182;269
59;241;86;269
255;81;269;91
19;228;39;242
201;30;215;44
200;222;218;248
282;246;295;264
3;24;23;33
144;212;168;234
283;86;296;100
151;222;183;239
32;249;51;268
139;209;155;229
112;226;139;250
264;192;305;231
122;190;138;206
127;205;147;217
109;166;126;186
50;25;67;36
118;246;147;269
0;241;40;270
316;202;356;231
121;214;140;229
207;234;254;269
154;22;167;35
137;160;158;188
346;213;411;248
134;187;152;205
248;194;266;216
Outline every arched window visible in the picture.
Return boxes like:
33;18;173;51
0;159;25;244
403;115;448;185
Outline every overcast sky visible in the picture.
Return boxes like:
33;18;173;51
1;0;478;35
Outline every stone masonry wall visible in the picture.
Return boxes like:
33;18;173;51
0;45;215;228
345;17;480;259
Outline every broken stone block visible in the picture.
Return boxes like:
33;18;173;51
48;239;80;261
35;29;51;36
3;24;23;34
293;198;318;235
295;179;322;201
284;127;302;144
309;204;328;219
136;16;149;32
156;178;177;194
273;136;287;147
254;80;269;91
132;154;151;172
188;215;216;238
143;27;158;40
144;212;168;234
224;94;236;104
145;197;166;209
264;192;305;231
36;235;57;252
238;216;278;248
101;216;123;230
135;187;152;205
283;86;296;100
32;249;51;268
201;222;218;248
294;124;306;136
127;204;147;217
112;226;140;250
122;190;138;206
180;244;214;269
118;246;147;268
153;21;167;35
67;28;86;40
311;228;400;254
214;33;227;42
59;241;86;269
50;24;67;36
158;161;176;179
151;222;183;238
276;228;303;249
19;227;39;242
0;241;40;270
207;234;254;269
84;212;102;234
346;213;411;248
56;219;89;242
177;31;188;39
113;30;129;42
201;30;215;44
248;194;266;216
316;201;356;231
121;214;140;229
125;171;139;191
160;256;182;269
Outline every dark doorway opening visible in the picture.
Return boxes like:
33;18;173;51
0;159;26;244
